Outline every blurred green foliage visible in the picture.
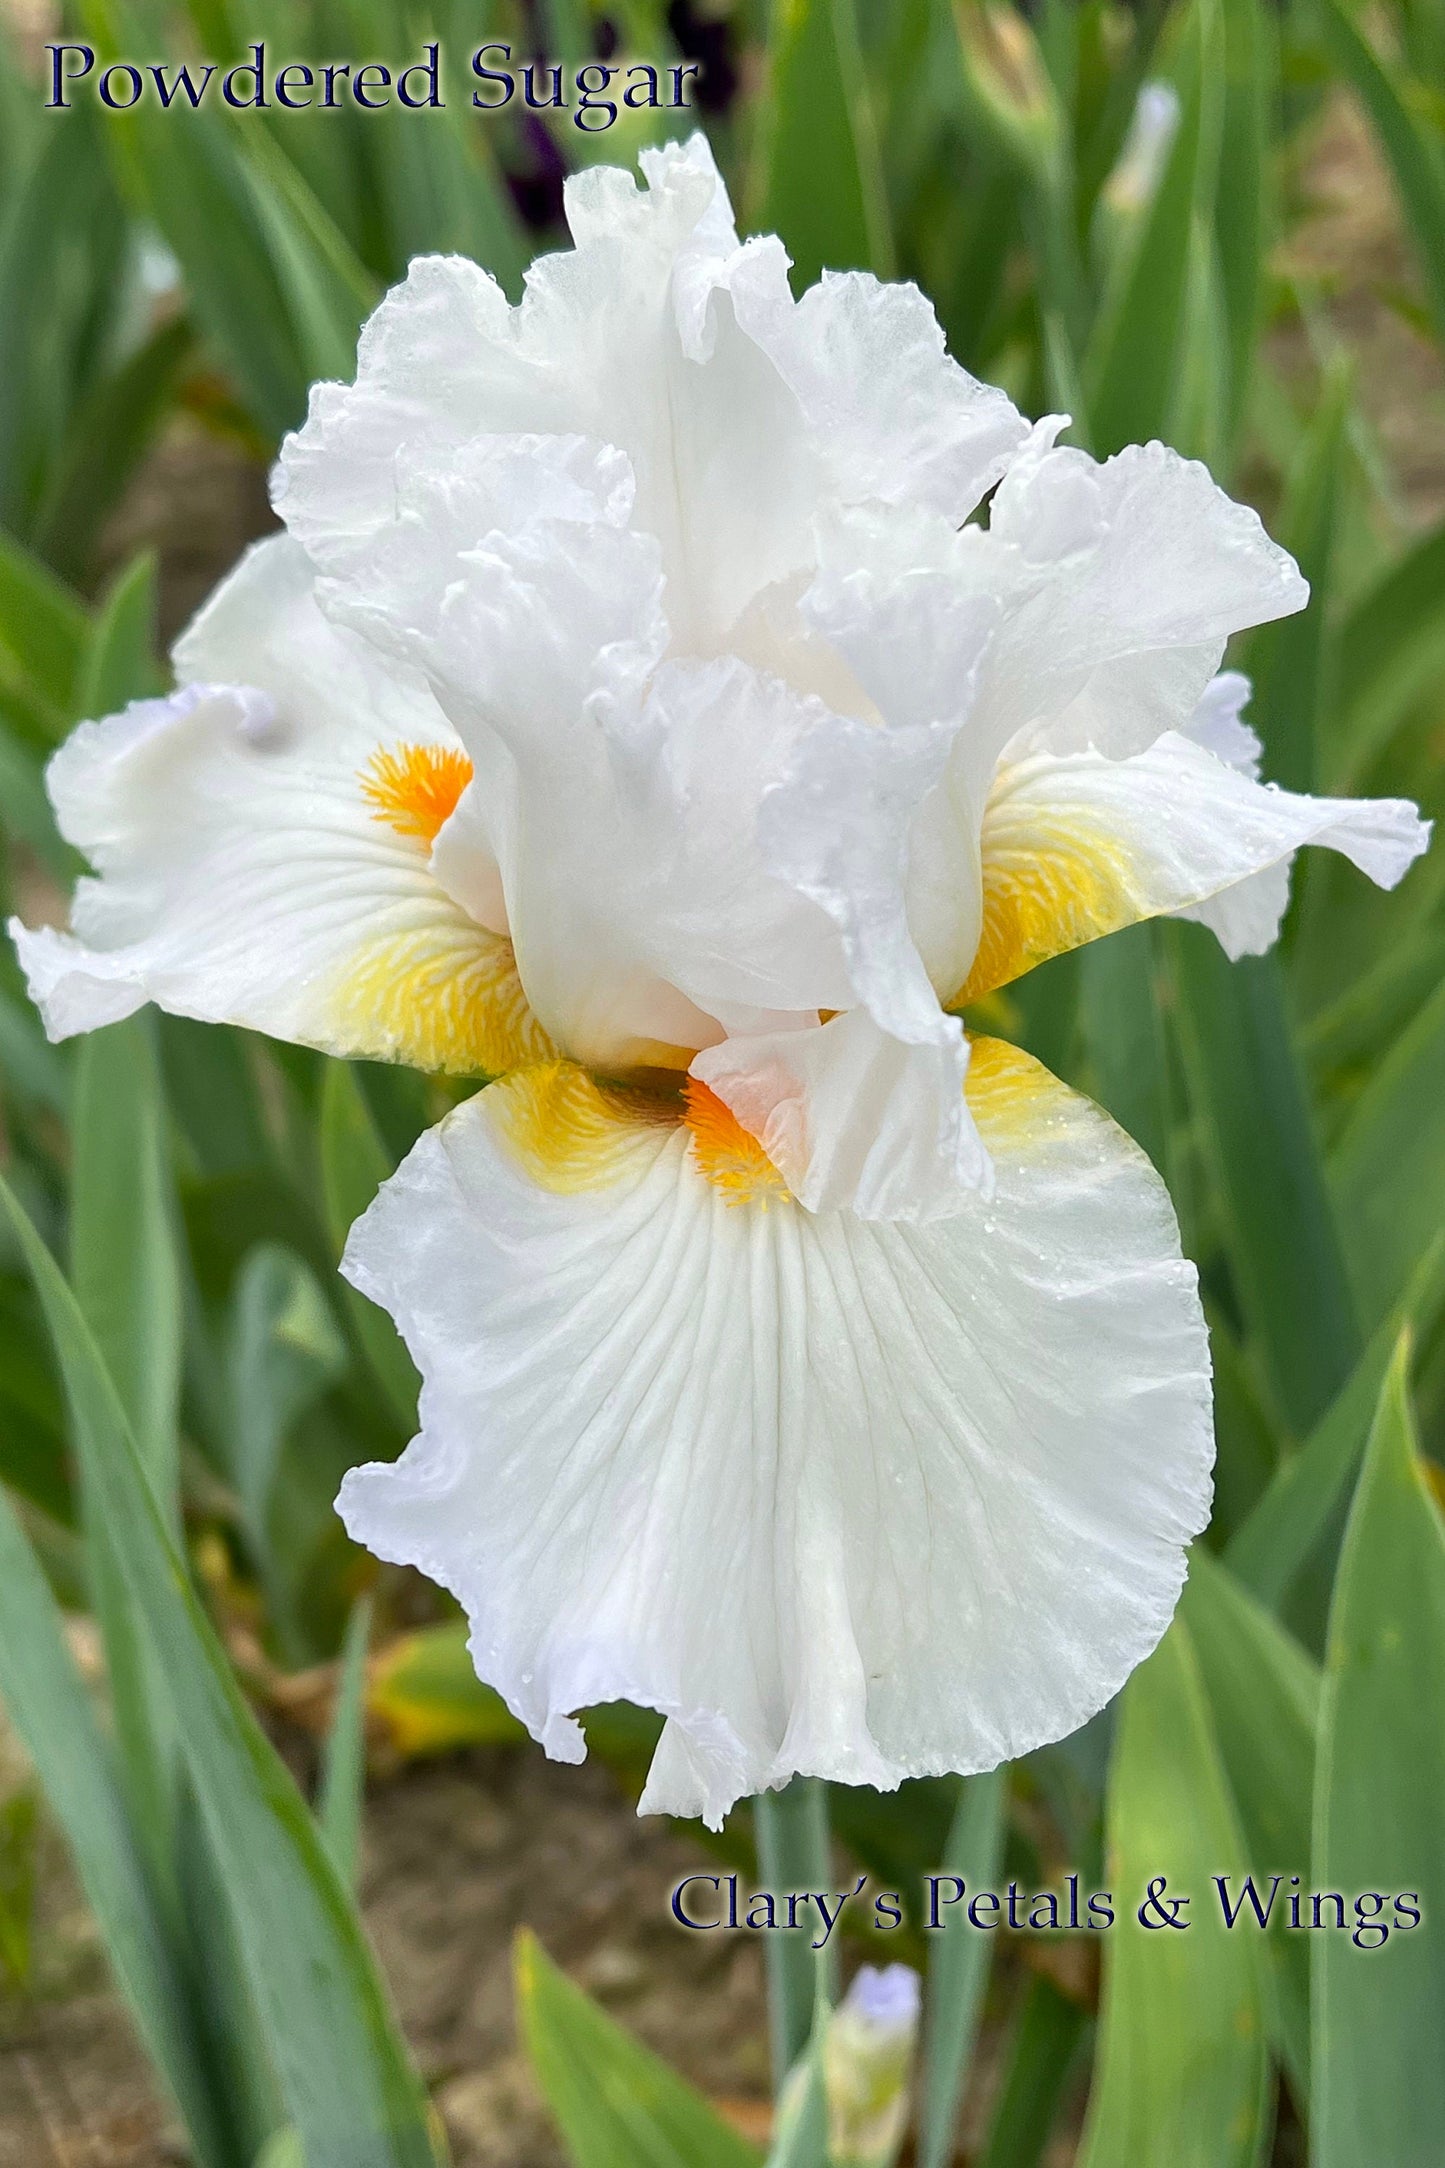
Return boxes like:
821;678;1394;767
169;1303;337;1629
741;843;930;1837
0;0;1443;2162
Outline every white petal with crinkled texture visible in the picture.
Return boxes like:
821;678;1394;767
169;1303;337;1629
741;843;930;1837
10;537;547;1076
1178;669;1261;777
691;692;993;1216
730;263;1027;518
336;1045;1213;1829
980;423;1309;764
278;137;823;660
1172;669;1285;950
865;430;1313;1004
952;728;1431;1002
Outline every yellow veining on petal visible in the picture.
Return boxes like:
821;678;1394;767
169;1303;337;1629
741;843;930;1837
332;915;555;1077
488;1061;680;1193
360;742;474;846
683;1077;790;1207
950;774;1143;1007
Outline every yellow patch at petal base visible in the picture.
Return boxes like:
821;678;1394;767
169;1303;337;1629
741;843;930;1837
683;1078;790;1207
964;1032;1078;1156
488;1062;680;1193
361;743;474;846
950;779;1145;1007
488;1043;1075;1201
332;916;555;1077
487;1066;791;1204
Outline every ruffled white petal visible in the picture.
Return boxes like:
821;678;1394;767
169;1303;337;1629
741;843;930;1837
277;140;823;661
10;537;545;1074
728;260;1028;518
800;505;1001;995
1178;668;1262;777
817;429;1314;1006
692;689;992;1217
1171;670;1283;950
278;137;1022;669
336;1044;1212;1827
981;421;1309;763
954;727;1431;1001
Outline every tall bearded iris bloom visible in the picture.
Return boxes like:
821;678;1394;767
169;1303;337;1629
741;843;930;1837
14;139;1428;1828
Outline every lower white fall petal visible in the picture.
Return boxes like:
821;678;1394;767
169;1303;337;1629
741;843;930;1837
336;1043;1213;1828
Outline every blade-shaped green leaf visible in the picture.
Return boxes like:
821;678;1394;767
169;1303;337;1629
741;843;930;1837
70;1014;186;1883
516;1929;761;2168
320;1061;419;1431
0;106;120;537
1214;0;1274;459
1225;1232;1445;1622
1078;921;1169;1170
1180;1550;1319;2095
1084;0;1224;455
1207;1309;1285;1543
975;1974;1087;2168
34;317;195;586
918;1767;1006;2168
0;1282;74;1525
754;0;894;286
0;718;71;880
80;0;307;438
320;1597;372;1888
1;1175;438;2168
0;1483;236;2168
0;526;87;729
75;550;164;722
754;1778;835;2091
235;125;377;386
1076;1620;1269;2168
1312;1339;1445;2166
71;1016;182;1513
1168;929;1359;1436
1328;516;1445;789
1330;973;1445;1333
224;1243;348;1664
1304;914;1445;1084
334;30;528;291
1240;355;1352;793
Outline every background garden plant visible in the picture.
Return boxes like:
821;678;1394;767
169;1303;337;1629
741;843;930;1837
0;0;1442;2164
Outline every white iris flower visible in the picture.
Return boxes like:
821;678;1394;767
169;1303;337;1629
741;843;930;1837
13;138;1428;1828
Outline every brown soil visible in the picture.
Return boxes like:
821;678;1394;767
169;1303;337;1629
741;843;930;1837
1271;93;1445;531
0;1744;772;2168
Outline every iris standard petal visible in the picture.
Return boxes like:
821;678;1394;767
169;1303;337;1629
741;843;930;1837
12;538;549;1074
728;259;1028;519
336;1041;1212;1829
833;429;1313;1011
278;138;825;660
978;422;1310;764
